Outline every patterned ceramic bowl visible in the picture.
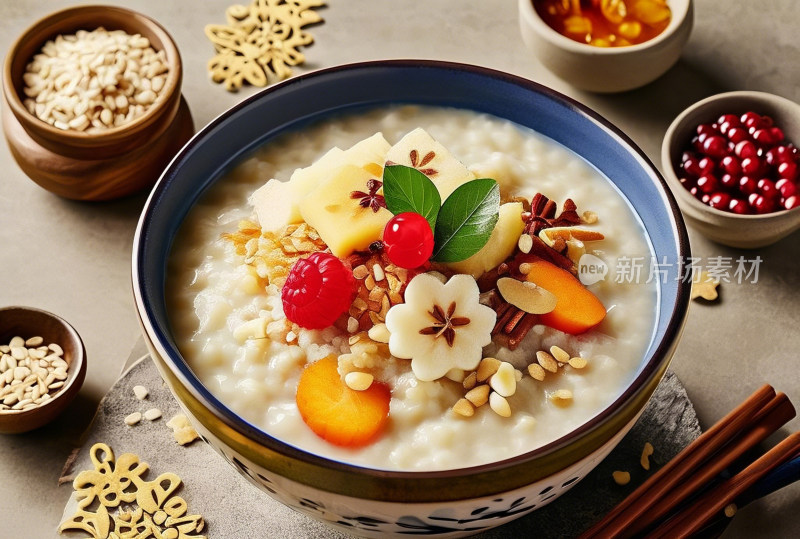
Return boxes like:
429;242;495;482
133;61;690;537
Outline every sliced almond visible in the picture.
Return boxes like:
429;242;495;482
568;357;588;369
550;346;570;364
536;351;559;373
489;392;511;418
518;233;533;254
528;363;546;381
539;227;604;247
489;362;516;397
497;277;557;315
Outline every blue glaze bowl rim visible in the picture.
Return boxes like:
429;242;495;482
133;60;690;485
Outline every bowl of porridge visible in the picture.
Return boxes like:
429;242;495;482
133;61;690;536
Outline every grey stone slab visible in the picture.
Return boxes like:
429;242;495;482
59;356;700;538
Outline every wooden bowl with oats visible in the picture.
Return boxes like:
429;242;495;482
1;5;194;201
0;306;86;434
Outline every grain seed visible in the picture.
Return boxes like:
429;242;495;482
550;345;570;364
133;385;149;400
536;351;559;373
528;363;546;381
124;412;142;426
144;408;162;421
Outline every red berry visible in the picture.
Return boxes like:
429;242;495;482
770;127;785;144
726;127;749;144
720;173;739;190
696;123;717;136
729;198;749;214
776;178;797;198
785;195;800;210
752;128;776;146
735;140;759;159
778;161;798;182
708;192;731;210
717;114;740;127
739;176;758;195
696;174;718;194
749;194;776;214
720;155;741;175
741;156;764;177
382;212;435;269
702;136;729;158
281;252;356;329
757;178;779;200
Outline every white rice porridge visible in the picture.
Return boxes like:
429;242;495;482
167;105;656;471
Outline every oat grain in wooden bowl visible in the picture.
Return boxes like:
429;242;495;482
0;306;86;434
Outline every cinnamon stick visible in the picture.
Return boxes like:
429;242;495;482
624;392;795;537
579;384;778;538
649;431;800;538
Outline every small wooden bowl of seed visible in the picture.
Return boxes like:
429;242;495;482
1;5;194;201
0;306;87;434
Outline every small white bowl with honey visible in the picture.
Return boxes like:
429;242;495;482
519;0;693;93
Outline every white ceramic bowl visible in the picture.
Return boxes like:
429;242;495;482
662;91;800;248
518;0;693;93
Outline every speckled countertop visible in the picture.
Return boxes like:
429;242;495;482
1;1;798;537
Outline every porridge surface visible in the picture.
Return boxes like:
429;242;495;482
167;106;656;471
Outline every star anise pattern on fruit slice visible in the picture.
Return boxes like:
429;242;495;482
419;301;471;347
350;178;387;212
409;149;438;176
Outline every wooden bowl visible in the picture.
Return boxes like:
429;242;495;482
1;5;194;201
0;306;86;434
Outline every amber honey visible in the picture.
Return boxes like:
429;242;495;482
533;0;671;47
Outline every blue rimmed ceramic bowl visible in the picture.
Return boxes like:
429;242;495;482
132;60;690;537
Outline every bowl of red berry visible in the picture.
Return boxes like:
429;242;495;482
662;91;800;248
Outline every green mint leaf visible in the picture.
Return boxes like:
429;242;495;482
382;165;441;231
432;178;500;263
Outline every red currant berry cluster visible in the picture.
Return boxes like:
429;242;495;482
678;111;799;214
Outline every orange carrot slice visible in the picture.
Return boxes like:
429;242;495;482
525;259;606;334
296;356;391;448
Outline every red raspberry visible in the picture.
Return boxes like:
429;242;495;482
281;252;355;329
